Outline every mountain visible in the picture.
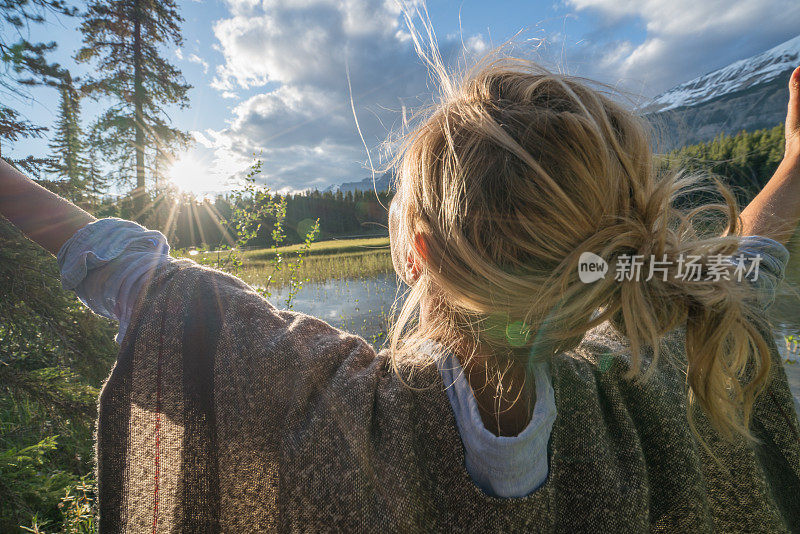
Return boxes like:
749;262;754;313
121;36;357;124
643;35;800;150
324;169;394;194
325;37;799;185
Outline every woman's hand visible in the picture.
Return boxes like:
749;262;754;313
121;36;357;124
738;66;800;244
0;158;95;255
786;66;800;160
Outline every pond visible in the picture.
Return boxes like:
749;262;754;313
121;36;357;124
266;272;401;347
267;273;800;420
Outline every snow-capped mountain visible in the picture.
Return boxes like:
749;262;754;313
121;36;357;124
323;36;800;183
324;170;394;194
644;34;799;149
646;35;800;114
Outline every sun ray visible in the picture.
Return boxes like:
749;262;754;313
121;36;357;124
202;201;236;247
143;192;170;228
189;199;208;247
187;200;198;247
162;198;181;246
131;192;164;222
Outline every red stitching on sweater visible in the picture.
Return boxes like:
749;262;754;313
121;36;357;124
152;311;166;533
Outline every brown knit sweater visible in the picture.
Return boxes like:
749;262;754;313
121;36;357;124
95;259;800;532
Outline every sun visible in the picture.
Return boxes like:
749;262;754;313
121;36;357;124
167;148;226;197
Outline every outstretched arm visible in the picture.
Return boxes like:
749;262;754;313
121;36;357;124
0;158;95;255
0;157;174;344
739;66;800;244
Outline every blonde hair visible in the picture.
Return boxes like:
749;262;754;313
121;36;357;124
387;55;774;442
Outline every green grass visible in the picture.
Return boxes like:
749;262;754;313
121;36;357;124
181;237;395;288
238;249;394;288
241;236;390;260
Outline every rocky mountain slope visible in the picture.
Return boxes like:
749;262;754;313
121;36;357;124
327;36;800;190
324;170;393;193
644;35;799;150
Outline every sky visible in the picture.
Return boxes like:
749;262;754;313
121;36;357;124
7;0;800;196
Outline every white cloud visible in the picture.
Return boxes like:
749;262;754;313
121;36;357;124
566;0;800;96
192;130;216;148
177;48;211;74
188;53;210;74
211;0;406;91
205;0;474;191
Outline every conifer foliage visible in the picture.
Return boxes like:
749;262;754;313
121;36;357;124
47;72;87;202
0;0;75;173
77;0;192;216
664;124;786;205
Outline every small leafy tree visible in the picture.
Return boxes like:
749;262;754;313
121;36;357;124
195;158;319;308
283;217;320;308
56;476;96;533
786;334;799;365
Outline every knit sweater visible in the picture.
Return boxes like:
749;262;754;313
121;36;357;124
96;258;800;532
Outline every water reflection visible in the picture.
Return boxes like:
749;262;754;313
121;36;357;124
265;273;402;347
264;274;800;418
770;293;800;418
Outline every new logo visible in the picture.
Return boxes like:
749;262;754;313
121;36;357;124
578;252;608;283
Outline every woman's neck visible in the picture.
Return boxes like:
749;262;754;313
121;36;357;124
420;295;535;437
462;355;535;437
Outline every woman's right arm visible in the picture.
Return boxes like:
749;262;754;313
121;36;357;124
57;218;173;343
0;158;174;343
739;66;800;244
0;158;95;255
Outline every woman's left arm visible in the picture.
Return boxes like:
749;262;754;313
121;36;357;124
0;158;95;254
734;235;790;310
739;67;800;244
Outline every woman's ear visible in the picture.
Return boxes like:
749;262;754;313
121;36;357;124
405;232;428;282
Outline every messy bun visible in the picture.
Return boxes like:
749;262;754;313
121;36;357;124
388;54;773;441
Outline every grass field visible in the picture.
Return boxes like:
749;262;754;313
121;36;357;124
239;249;394;288
243;236;390;260
182;236;394;288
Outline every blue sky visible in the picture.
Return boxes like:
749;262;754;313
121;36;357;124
7;0;800;195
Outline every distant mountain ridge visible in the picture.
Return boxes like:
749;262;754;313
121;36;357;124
644;35;800;114
324;170;393;194
325;37;800;191
644;35;799;150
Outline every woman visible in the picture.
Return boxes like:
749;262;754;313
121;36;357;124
2;59;800;532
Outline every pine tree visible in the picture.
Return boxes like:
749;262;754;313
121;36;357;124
0;0;75;172
150;139;173;192
76;0;192;217
667;123;786;203
47;72;87;202
84;127;110;210
0;217;118;530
